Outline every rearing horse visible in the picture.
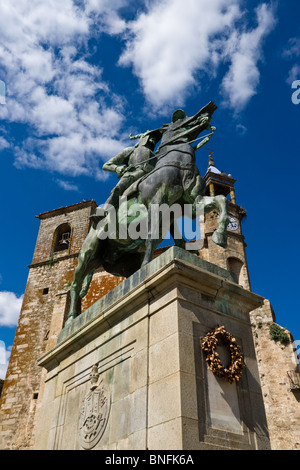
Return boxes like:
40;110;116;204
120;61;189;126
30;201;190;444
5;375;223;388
67;103;229;321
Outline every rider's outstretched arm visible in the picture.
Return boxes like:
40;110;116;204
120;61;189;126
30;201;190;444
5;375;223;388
192;127;216;151
161;119;211;148
129;133;143;140
102;147;134;174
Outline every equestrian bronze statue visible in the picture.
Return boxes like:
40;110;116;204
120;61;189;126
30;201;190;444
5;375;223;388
67;102;229;320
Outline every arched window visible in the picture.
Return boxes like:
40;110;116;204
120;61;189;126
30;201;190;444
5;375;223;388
53;223;71;253
227;257;243;285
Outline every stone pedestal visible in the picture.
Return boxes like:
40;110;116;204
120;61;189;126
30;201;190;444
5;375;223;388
35;247;271;450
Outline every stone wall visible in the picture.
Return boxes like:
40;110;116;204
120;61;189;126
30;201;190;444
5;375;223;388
0;201;125;450
35;248;270;450
1;199;299;450
200;206;300;450
250;300;300;450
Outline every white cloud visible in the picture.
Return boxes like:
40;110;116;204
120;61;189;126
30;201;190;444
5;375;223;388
56;179;80;192
0;343;12;380
119;0;242;110
282;37;300;59
236;123;248;136
119;0;276;113
221;3;276;112
282;37;300;85
0;0;277;175
0;0;128;177
0;291;23;327
287;64;300;85
0;136;9;151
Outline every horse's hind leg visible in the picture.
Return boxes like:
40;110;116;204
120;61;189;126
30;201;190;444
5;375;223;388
80;270;95;299
68;264;86;321
68;227;100;320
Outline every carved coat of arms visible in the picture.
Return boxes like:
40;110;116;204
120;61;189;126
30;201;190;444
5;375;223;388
78;364;110;449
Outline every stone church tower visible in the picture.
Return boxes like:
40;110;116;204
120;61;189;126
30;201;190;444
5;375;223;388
0;157;299;450
199;153;251;291
0;200;125;450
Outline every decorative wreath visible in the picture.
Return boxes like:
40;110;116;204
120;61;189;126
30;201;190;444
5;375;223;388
201;325;245;384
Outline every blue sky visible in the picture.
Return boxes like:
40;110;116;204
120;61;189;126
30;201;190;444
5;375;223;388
0;0;299;378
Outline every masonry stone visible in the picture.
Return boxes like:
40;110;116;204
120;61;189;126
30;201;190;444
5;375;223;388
0;200;124;450
0;159;299;450
34;248;270;450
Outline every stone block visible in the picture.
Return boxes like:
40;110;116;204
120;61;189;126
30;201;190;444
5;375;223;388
34;247;270;450
148;373;181;429
147;418;182;450
148;333;180;383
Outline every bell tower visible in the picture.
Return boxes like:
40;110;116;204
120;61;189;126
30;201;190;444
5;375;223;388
198;153;251;291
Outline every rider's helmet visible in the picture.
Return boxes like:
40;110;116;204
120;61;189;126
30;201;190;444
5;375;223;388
172;109;187;122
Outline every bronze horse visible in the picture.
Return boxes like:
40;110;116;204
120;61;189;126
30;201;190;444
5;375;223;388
67;103;229;320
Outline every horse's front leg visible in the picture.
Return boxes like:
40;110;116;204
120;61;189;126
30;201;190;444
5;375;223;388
199;195;229;248
142;238;155;266
142;211;157;266
211;195;229;247
170;221;185;249
141;196;163;266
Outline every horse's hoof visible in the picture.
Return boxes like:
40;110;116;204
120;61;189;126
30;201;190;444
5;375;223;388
212;230;227;248
66;311;77;324
174;240;186;250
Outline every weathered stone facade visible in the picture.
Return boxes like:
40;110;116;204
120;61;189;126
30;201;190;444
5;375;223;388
250;300;300;450
199;201;251;290
0;160;299;450
0;200;124;450
199;160;300;450
35;249;271;450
